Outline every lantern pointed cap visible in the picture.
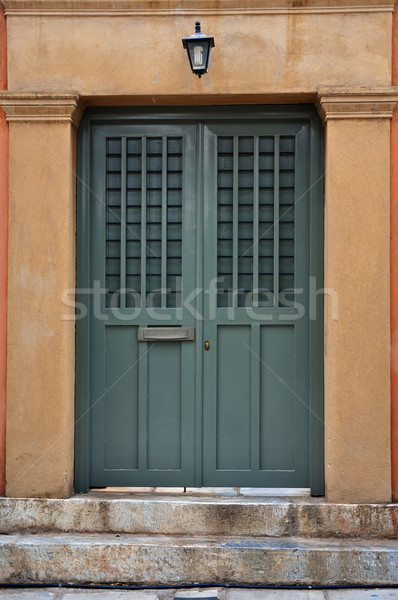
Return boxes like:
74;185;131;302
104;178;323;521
182;20;215;47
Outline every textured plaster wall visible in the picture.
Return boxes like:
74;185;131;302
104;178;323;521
324;118;391;503
391;3;398;502
5;12;392;94
1;0;395;499
0;2;7;497
6;122;75;498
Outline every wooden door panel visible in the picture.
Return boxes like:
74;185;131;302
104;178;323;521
202;122;312;487
88;123;197;487
103;325;139;471
75;107;324;494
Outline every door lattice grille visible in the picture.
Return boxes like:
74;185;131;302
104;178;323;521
217;134;295;308
105;136;183;308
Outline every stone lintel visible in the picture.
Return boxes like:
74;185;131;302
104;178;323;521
2;90;398;125
317;88;398;121
0;93;83;127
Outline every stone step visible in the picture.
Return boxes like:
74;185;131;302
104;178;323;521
0;533;398;586
1;495;398;538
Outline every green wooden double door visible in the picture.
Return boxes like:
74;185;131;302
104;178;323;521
75;106;324;494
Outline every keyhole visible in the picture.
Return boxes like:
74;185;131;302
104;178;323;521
204;341;210;351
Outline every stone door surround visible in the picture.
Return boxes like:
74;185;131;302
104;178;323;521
0;88;396;501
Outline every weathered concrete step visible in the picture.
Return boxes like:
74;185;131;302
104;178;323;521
1;496;398;538
1;533;398;586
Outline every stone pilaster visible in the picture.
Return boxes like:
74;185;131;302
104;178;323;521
317;88;397;502
0;92;82;497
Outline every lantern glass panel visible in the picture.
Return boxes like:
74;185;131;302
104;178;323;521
187;40;210;73
193;45;205;67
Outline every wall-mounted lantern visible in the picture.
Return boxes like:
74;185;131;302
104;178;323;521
182;21;215;78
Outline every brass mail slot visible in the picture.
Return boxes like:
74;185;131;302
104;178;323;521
138;327;195;342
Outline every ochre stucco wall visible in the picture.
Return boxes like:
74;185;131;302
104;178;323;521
0;0;396;500
5;10;392;95
324;117;391;503
391;3;398;502
0;3;7;496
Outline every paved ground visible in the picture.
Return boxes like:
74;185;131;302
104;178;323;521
0;588;397;599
